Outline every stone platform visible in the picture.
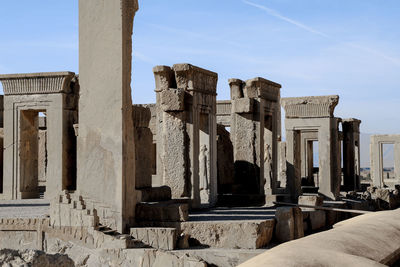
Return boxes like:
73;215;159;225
0;199;50;218
137;207;276;249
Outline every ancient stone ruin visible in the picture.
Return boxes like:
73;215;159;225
0;1;399;267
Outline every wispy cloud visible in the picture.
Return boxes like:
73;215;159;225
242;0;400;67
346;42;400;66
242;0;329;38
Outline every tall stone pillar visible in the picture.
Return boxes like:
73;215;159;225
342;119;361;191
285;130;302;200
154;64;218;208
229;77;281;198
154;65;187;199
77;0;138;233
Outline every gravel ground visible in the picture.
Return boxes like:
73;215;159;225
0;199;49;218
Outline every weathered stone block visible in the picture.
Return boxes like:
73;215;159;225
298;195;324;211
161;89;184;112
137;186;172;202
275;206;304;243
130;227;177;250
275;207;294;243
233;98;253;114
135;201;189;222
308;210;326;231
180;219;274;249
244;77;281;101
153;65;175;91
173;63;218;93
293;207;304;239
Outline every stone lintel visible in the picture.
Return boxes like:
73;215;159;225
244;77;281;101
173;63;218;94
371;134;400;144
282;95;339;118
216;100;232;117
0;72;76;95
233;98;254;114
153;65;176;91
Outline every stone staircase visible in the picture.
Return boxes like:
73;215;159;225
50;191;142;249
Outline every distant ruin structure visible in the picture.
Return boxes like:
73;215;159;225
370;135;400;188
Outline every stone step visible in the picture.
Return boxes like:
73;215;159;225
217;194;265;207
136;200;189;222
137;186;172;202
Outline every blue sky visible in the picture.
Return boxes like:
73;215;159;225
1;0;400;135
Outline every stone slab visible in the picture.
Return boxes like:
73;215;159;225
130;227;177;250
135;201;189;222
179;219;274;249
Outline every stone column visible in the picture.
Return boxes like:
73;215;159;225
153;66;188;199
370;136;382;187
318;118;341;199
132;105;153;189
342;119;361;191
173;64;218;208
229;77;281;197
285;130;302;200
77;0;138;233
154;64;217;208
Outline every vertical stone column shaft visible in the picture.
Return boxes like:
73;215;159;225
78;0;138;232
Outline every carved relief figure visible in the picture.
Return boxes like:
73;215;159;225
199;144;209;190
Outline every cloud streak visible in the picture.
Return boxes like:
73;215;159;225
242;0;400;67
242;0;330;38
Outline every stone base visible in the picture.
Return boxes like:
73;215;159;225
135;201;189;222
137;207;276;249
137;186;172;202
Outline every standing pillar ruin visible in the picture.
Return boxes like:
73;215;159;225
76;0;139;233
342;119;361;191
153;64;218;208
229;77;281;200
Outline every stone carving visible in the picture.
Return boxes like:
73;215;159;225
199;145;209;191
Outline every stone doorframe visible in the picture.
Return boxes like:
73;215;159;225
282;95;341;200
370;135;400;188
0;72;78;200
